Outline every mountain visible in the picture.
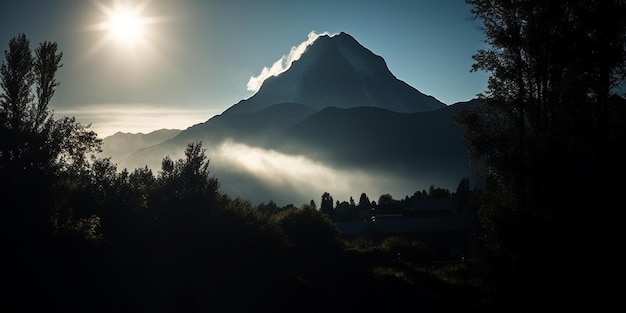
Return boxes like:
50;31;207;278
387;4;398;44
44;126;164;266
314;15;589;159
280;99;479;183
102;129;181;162
221;32;445;117
106;32;477;205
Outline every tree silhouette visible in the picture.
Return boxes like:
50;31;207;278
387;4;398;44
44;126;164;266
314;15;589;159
428;185;450;198
377;193;395;211
457;1;626;310
320;191;334;216
1;34;100;235
0;34;105;312
357;192;370;208
154;141;219;236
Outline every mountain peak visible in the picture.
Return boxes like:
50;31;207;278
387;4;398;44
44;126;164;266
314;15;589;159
222;32;445;117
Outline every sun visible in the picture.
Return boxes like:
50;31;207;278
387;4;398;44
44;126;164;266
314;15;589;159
87;0;169;52
105;6;144;44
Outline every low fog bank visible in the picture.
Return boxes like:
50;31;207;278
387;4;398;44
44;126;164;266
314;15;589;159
114;139;452;206
211;140;426;205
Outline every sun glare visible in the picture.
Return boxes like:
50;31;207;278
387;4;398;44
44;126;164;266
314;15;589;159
87;0;169;54
106;7;143;43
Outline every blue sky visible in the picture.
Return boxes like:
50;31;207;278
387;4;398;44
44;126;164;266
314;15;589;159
1;0;489;137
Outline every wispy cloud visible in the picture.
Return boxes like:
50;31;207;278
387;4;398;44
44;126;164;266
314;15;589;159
54;104;220;138
246;31;332;93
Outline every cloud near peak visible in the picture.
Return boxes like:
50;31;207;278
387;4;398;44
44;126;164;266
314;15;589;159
246;31;332;93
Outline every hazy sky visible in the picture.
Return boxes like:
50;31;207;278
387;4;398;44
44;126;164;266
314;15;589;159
1;0;488;137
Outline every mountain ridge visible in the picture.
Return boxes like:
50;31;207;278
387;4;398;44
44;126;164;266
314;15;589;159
102;129;182;162
221;32;445;117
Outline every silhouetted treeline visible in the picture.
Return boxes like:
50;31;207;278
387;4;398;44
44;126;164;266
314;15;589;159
290;177;477;223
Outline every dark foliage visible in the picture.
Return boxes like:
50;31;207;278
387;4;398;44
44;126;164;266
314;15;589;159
455;0;626;311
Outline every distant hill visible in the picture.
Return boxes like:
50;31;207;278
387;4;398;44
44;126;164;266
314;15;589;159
104;32;479;205
102;129;181;163
279;99;480;186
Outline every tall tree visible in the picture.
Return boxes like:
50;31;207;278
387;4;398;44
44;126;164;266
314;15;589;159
0;34;96;173
0;34;33;132
0;34;101;237
1;34;104;312
320;192;334;216
154;141;219;233
33;41;62;131
457;1;626;310
357;192;370;208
